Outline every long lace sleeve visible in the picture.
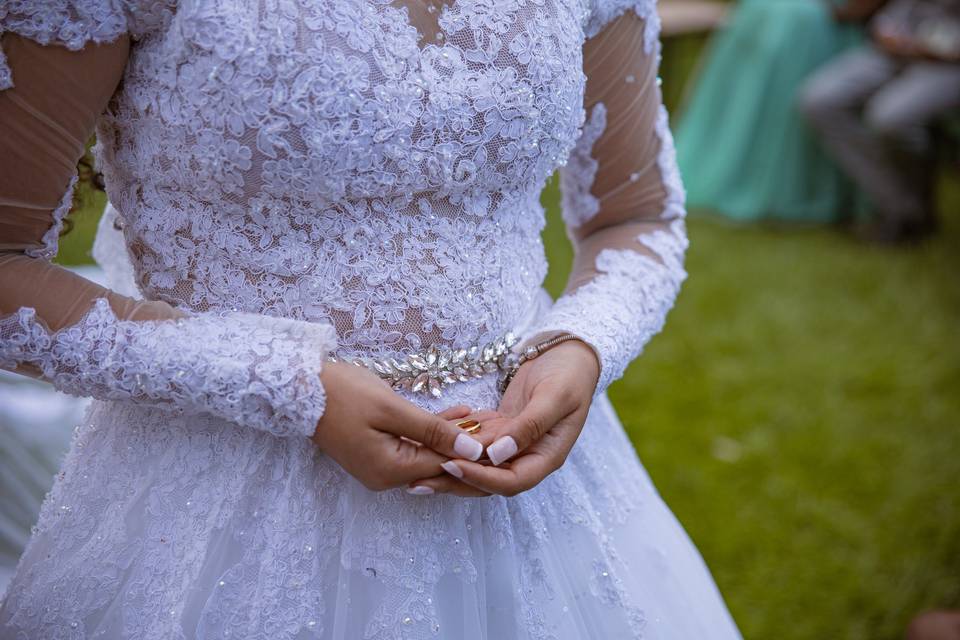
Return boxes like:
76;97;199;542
526;1;687;394
0;9;337;438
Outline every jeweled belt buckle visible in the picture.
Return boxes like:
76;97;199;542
333;332;520;398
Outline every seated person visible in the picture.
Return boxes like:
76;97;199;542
800;0;960;243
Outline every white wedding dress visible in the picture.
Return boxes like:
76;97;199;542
0;0;742;637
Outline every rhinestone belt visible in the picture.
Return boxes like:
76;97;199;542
331;332;521;398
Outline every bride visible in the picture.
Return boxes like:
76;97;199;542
0;0;742;637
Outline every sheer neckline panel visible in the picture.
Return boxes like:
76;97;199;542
382;0;451;47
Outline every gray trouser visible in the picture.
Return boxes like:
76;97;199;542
799;46;960;222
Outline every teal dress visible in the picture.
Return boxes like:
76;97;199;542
675;0;863;223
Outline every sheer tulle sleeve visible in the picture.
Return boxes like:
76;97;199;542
525;1;687;394
0;11;337;438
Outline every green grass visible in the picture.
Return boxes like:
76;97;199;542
54;180;108;266
55;174;960;640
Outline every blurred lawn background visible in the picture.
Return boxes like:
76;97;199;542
53;23;960;640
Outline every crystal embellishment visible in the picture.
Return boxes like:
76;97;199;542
332;333;519;398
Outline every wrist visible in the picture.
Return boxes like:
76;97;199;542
530;332;601;379
501;331;601;393
556;337;602;386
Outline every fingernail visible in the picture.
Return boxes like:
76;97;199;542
441;460;464;479
406;485;434;495
487;436;518;466
454;433;483;461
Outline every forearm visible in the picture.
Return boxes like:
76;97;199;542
0;254;336;437
532;220;687;394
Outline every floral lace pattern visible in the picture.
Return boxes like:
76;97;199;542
0;298;336;437
91;204;142;298
585;0;661;44
559;102;606;230
0;0;173;89
23;174;79;260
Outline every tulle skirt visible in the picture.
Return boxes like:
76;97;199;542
0;389;741;638
0;289;742;639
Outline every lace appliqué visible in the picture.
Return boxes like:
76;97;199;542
91;204;142;298
560;102;606;229
0;298;336;437
534;248;685;393
653;103;686;223
0;45;11;90
0;0;133;88
23;173;79;261
83;0;586;359
585;0;660;50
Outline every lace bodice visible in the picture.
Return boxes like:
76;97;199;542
93;0;590;354
0;0;686;433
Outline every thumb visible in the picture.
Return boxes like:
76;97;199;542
487;386;573;466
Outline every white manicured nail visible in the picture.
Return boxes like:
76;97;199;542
454;433;483;461
441;460;464;479
406;485;434;495
487;436;518;466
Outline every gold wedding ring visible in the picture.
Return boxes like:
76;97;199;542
456;419;482;435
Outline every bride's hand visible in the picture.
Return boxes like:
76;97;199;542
312;361;485;491
407;338;600;497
